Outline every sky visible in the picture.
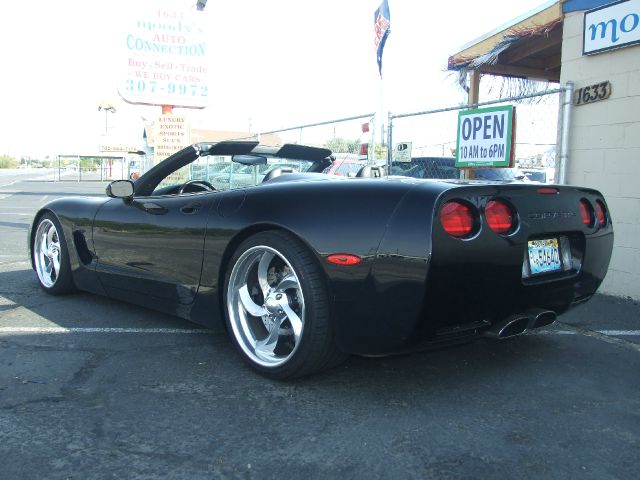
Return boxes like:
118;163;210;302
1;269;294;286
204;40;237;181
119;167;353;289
0;0;547;158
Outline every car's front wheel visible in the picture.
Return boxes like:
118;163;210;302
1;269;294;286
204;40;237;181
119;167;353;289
224;231;345;379
32;213;75;294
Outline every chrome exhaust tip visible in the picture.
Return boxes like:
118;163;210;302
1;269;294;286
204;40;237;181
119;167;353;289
527;309;557;329
484;315;530;339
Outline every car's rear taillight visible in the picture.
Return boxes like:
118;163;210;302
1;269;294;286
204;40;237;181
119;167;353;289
485;199;515;234
579;199;594;227
595;200;607;226
440;201;476;238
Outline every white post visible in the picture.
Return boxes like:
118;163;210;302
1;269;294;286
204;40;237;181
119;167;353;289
377;74;385;164
558;82;574;185
387;112;393;173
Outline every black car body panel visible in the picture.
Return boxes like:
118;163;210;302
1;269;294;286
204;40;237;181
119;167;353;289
29;143;614;357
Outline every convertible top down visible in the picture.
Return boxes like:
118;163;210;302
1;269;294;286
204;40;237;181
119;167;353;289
29;141;614;378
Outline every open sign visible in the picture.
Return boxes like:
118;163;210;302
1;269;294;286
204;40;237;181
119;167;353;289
456;105;515;168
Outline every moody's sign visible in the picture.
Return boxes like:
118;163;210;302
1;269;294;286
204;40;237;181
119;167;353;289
583;0;640;55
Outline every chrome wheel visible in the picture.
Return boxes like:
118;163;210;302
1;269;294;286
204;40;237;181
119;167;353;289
227;245;305;368
34;219;62;288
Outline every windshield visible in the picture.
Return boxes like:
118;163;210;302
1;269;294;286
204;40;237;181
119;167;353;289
157;154;316;192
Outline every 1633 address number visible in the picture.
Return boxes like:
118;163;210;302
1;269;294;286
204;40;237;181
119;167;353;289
574;81;611;106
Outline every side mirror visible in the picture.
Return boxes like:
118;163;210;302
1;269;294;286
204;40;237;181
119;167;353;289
106;180;134;199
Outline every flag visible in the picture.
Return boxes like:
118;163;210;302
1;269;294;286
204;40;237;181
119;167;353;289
374;0;391;77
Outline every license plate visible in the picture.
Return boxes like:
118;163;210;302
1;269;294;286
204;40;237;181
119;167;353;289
528;238;562;275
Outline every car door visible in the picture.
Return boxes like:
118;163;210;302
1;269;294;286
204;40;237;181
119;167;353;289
92;191;216;307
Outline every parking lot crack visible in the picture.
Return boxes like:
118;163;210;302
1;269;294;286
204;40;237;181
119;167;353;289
1;395;64;411
63;351;109;394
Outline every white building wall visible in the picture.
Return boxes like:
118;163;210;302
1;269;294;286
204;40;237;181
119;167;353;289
561;11;640;300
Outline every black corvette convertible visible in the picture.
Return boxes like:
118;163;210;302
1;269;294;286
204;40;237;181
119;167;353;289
29;141;613;379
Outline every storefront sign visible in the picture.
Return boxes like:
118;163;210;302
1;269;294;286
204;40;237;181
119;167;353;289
99;145;140;153
583;0;640;55
153;115;191;164
455;105;515;168
118;4;210;107
393;142;412;163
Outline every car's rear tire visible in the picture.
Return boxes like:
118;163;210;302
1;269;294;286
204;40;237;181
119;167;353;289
223;230;346;379
32;213;75;295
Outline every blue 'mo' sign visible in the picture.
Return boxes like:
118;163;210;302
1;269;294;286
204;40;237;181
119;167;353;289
456;105;515;168
583;0;640;55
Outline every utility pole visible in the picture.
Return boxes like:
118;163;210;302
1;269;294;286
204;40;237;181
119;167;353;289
98;101;116;135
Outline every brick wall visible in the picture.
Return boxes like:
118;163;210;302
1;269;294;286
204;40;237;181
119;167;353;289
561;11;640;299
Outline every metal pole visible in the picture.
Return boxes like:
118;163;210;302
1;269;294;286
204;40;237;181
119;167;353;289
369;115;376;165
77;156;81;182
386;112;393;174
558;82;573;185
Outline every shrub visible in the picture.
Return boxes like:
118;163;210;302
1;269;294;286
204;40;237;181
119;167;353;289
0;155;18;169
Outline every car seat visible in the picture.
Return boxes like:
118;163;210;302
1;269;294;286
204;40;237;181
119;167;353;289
262;167;295;182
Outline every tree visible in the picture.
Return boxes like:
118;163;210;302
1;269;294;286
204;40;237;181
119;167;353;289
0;155;18;169
324;137;360;155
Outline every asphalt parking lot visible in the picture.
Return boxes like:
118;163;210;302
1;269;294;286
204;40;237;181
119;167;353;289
1;173;639;480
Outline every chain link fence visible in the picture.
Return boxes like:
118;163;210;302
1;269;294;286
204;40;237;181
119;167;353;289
259;113;376;164
388;86;571;183
53;154;148;182
54;88;570;185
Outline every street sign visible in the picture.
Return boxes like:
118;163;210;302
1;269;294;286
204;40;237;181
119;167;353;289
456;105;515;168
393;142;412;163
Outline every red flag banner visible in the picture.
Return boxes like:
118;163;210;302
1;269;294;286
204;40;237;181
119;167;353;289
374;0;391;77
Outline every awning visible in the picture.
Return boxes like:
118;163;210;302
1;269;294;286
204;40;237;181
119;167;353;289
448;0;563;82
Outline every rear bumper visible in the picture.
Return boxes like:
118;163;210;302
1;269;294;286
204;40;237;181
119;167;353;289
330;184;614;356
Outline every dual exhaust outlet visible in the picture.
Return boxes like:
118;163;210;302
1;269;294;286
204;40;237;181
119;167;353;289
484;309;557;340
